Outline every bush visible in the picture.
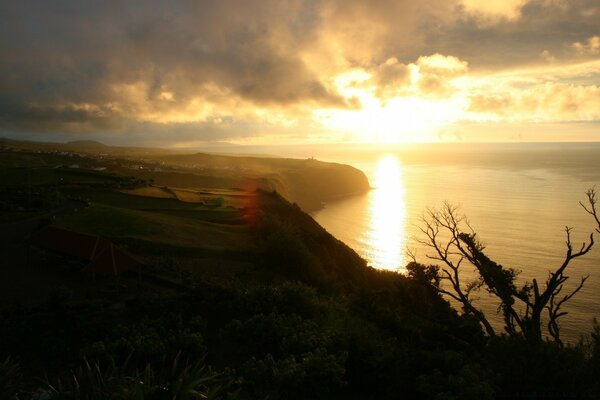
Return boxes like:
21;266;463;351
236;282;322;318
82;320;207;366
484;336;590;397
242;349;346;400
258;225;326;283
219;312;347;398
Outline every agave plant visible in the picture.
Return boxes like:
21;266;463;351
46;358;130;400
0;356;24;400
128;352;227;399
46;352;233;400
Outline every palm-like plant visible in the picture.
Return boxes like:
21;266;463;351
47;352;232;400
0;357;24;400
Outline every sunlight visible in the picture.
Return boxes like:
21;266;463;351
315;94;465;144
366;155;407;271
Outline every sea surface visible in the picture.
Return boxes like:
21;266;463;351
310;143;600;342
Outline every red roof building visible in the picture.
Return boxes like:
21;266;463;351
28;225;142;276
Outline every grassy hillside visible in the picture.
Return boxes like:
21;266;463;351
0;138;371;211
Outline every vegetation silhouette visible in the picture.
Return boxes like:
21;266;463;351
2;142;600;398
408;189;599;345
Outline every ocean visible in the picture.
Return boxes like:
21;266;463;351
310;142;600;342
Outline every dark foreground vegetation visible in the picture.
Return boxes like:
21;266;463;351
1;142;600;399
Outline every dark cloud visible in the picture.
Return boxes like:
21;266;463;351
0;0;345;136
423;0;600;69
0;101;121;133
376;59;412;86
320;0;456;66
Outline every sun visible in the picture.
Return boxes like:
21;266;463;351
315;92;465;144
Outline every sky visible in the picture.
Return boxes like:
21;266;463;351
1;0;599;146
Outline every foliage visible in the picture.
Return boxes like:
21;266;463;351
3;271;600;399
411;189;600;344
242;349;346;400
578;318;600;394
416;363;494;400
256;216;328;284
82;318;207;366
234;282;323;318
483;336;590;398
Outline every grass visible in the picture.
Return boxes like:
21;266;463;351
1;159;259;296
56;196;252;253
172;188;205;203
117;237;253;260
156;209;245;224
124;186;250;210
63;187;200;210
137;208;249;251
0;210;44;223
56;204;163;238
122;186;177;199
0;166;127;187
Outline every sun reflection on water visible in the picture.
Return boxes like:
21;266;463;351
366;155;407;271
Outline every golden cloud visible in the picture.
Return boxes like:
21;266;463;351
460;0;528;20
468;83;600;121
367;53;469;100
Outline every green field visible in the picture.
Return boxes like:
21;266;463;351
0;154;258;262
57;186;255;254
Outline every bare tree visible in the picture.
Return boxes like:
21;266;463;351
408;189;599;344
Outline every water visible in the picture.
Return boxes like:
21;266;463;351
311;143;600;341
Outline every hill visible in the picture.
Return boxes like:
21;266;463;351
0;138;370;211
149;152;370;210
0;149;478;399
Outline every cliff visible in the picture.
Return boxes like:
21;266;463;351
150;153;371;211
1;138;370;211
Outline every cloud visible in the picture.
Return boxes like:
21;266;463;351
460;0;528;20
415;54;468;97
316;0;457;65
572;36;600;55
0;0;599;144
424;0;600;69
369;58;413;99
417;54;469;75
468;94;512;114
0;0;347;136
540;50;556;63
375;58;412;88
366;54;468;100
0;0;461;141
468;82;600;122
0;100;122;133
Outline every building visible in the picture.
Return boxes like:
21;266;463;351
28;225;142;276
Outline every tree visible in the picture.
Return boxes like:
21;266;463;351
407;189;600;345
